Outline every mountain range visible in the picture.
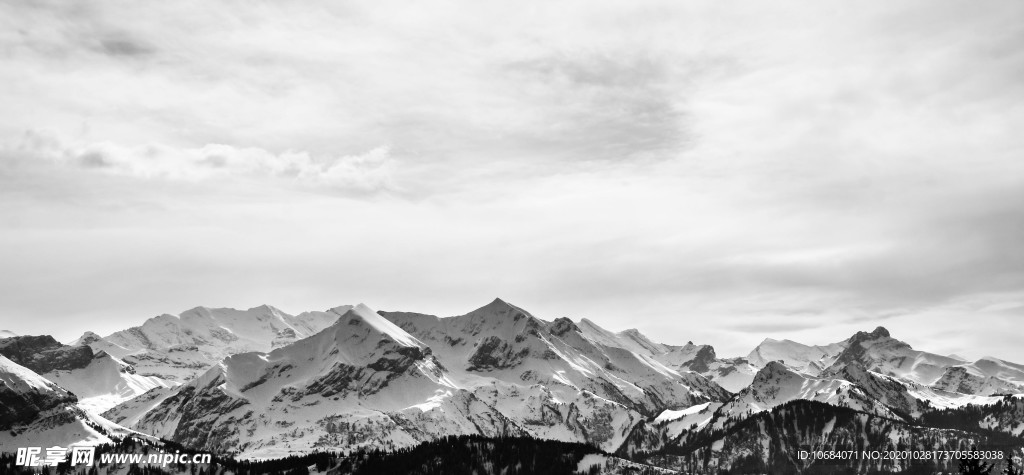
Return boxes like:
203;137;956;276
1;298;1021;473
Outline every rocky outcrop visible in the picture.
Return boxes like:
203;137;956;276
0;335;94;373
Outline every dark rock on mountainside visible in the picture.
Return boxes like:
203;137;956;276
0;335;95;373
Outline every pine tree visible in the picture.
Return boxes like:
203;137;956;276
960;454;994;475
1005;455;1022;475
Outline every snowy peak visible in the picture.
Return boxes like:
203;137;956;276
747;338;844;375
70;331;102;347
466;298;538;325
104;303;341;356
0;330;16;339
329;303;426;349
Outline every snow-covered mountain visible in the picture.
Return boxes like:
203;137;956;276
0;353;149;450
0;330;16;339
90;304;343;382
0;334;176;413
704;361;916;430
746;326;1024;399
746;337;844;376
572;314;757;393
382;299;729;416
4;299;1023;473
821;327;964;385
102;301;730;458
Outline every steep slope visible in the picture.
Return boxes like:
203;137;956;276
0;355;142;449
0;354;76;430
577;318;669;356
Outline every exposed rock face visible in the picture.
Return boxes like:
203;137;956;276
0;335;94;373
467;336;529;371
680;345;717;373
0;355;77;431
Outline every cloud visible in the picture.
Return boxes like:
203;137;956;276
12;131;398;193
0;0;1022;363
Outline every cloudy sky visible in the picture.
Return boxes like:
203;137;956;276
1;1;1022;361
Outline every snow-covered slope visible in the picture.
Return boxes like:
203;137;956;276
0;330;16;339
654;401;721;439
577;318;669;356
0;355;137;449
43;351;178;413
963;357;1024;387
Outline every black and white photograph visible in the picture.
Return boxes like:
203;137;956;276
1;1;1023;474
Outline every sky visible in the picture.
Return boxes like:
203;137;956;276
1;1;1022;362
